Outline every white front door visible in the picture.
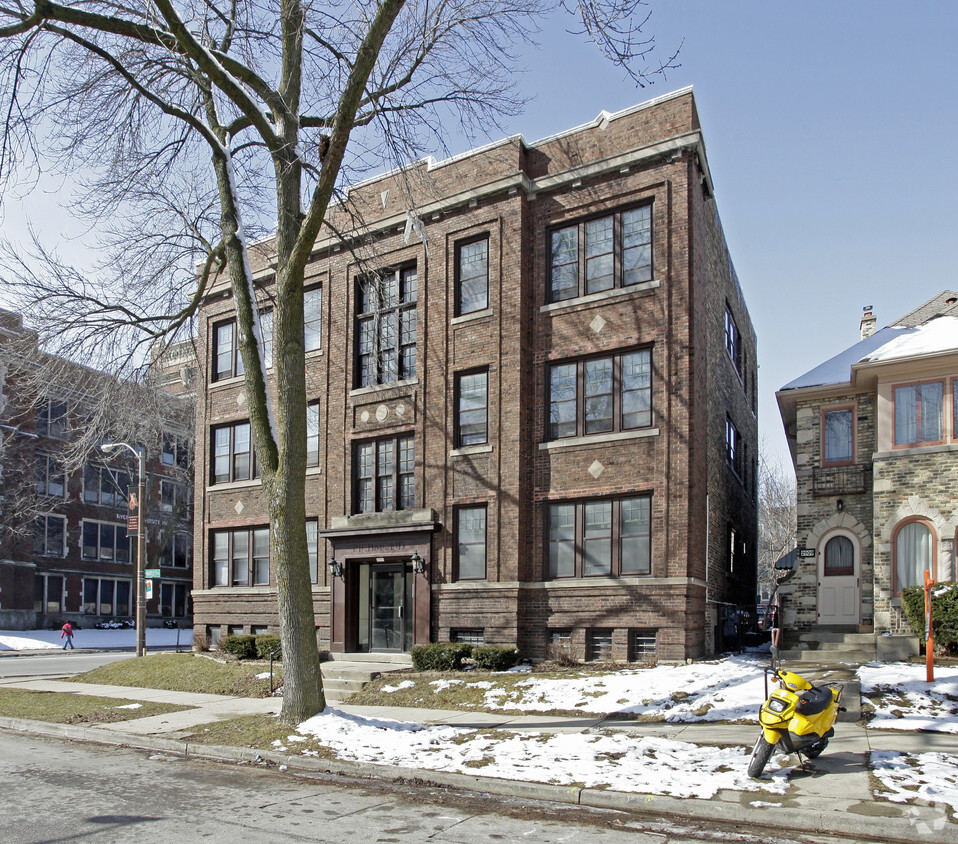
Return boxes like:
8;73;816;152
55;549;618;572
817;532;860;625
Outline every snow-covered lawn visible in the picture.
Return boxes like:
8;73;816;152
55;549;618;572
858;662;958;732
0;627;192;651
289;709;791;799
872;750;958;822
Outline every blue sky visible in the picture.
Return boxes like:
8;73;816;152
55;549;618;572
498;1;958;471
3;2;956;472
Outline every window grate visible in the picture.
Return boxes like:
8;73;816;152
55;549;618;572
586;629;613;662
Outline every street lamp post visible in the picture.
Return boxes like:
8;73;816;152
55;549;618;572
102;441;147;657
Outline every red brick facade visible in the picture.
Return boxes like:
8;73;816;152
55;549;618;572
193;87;758;661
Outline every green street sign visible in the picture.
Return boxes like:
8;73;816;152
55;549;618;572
145;568;161;578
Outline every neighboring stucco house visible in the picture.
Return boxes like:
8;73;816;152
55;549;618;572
776;292;958;659
192;87;758;663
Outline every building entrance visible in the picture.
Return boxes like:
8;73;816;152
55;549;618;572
357;562;413;653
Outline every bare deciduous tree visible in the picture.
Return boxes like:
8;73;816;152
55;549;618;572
0;0;676;723
758;444;797;602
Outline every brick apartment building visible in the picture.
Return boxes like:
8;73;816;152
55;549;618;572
0;309;195;630
193;87;758;662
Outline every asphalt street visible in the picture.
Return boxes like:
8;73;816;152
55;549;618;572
0;651;134;678
0;731;869;844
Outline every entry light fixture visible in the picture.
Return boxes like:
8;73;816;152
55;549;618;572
411;552;425;575
328;558;344;579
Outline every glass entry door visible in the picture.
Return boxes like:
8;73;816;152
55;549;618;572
369;564;409;652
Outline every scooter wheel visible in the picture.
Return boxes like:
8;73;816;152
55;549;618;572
748;735;774;778
804;739;828;759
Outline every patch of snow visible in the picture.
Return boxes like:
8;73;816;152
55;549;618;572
858;663;958;732
871;750;958;820
255;672;271;680
295;709;789;799
381;680;415;693
112;703;142;710
429;679;464;692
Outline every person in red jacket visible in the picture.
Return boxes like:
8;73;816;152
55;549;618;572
61;622;75;650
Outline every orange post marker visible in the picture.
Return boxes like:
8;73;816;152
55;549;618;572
924;569;935;683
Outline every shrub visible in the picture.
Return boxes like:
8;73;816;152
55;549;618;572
411;642;472;671
222;634;258;660
902;582;958;655
545;639;579;666
473;645;519;671
254;635;282;660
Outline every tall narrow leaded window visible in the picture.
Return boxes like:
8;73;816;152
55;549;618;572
213;321;244;381
354;435;415;513
304;287;322;351
356;267;417;387
456;238;489;315
306;520;318;583
455;505;487;580
306;401;320;468
259;310;273;368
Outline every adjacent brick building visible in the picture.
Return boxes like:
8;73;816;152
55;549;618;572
193;87;758;662
776;292;958;656
0;309;194;630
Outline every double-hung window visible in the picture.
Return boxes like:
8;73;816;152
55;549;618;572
894;381;944;446
306;401;320;468
548;205;652;302
455;370;488;447
724;305;742;375
36;397;67;438
212;320;244;381
823;408;854;464
356;266;417;387
36;453;66;498
305;287;322;351
83;577;131;616
455;237;489;315
455;505;487;580
548;349;652;440
354;435;415;513
212;527;270;586
306;520;319;583
548;496;651;578
726;417;742;477
162;433;190;469
159;533;192;568
33;515;66;557
212;421;258;483
259;309;273;368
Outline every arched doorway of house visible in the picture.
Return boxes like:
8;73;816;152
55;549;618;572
817;530;860;625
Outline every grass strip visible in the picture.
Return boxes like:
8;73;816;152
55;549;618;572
183;714;334;757
0;688;193;724
68;652;283;698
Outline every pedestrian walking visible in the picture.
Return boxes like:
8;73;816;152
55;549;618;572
61;622;75;650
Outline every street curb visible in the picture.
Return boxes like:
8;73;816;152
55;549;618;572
1;716;954;843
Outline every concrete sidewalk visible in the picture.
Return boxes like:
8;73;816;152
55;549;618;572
0;676;954;843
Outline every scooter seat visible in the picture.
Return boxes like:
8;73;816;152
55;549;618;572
796;685;833;716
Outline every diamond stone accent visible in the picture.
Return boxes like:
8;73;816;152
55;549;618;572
234;500;244;515
395;403;406;417
588;460;605;479
590;315;607;334
236;392;246;406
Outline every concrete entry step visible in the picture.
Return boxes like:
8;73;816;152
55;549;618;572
796;631;877;645
320;659;410;703
327;652;413;666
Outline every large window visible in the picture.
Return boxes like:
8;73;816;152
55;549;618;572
212;320;244;381
456;370;488;447
894;521;934;592
212;421;258;484
548;496;651;578
34;574;63;613
306;401;320;468
354;435;415;513
162;433;190;469
548;349;651;440
83;578;132;616
212;527;270;586
160;582;189;618
84;463;130;505
158;532;192;568
726;417;742;477
36;397;67;438
305;287;322;352
33;515;66;557
35;453;66;498
455;237;488;315
894;381;944;446
455;505;487;580
356;266;417;387
823;408;854;464
548;205;652;302
82;520;131;562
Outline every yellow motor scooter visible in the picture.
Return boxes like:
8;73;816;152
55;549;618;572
748;666;844;778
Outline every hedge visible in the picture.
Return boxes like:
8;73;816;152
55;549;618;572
902;582;958;654
473;645;519;671
221;634;258;659
411;642;472;671
255;635;282;660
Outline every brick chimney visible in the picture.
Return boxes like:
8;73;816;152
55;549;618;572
860;305;876;340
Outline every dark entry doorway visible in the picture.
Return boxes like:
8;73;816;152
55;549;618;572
360;563;413;653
